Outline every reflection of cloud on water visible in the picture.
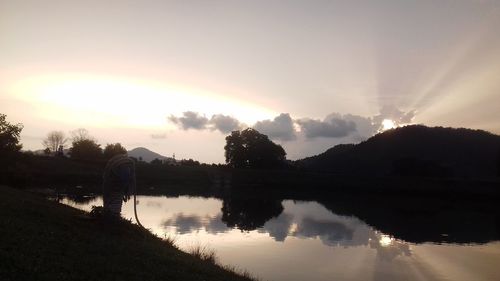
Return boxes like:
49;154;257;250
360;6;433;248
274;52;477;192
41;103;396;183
294;217;354;246
161;201;412;260
260;204;412;260
205;215;230;234
162;213;229;234
258;213;294;241
262;211;372;247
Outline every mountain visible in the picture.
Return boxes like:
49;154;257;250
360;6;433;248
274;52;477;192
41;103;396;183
128;147;171;163
297;125;500;179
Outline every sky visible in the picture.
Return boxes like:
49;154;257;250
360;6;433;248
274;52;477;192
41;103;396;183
1;0;500;163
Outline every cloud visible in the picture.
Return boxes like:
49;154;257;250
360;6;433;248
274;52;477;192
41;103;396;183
168;111;209;130
342;114;378;141
296;114;356;139
167;108;415;143
209;114;242;134
373;105;415;128
150;133;167;139
253;113;296;141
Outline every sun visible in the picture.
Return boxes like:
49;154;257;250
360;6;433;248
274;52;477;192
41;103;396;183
381;119;397;131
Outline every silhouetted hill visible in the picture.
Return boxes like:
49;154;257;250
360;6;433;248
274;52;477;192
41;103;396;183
128;147;170;163
297;125;500;179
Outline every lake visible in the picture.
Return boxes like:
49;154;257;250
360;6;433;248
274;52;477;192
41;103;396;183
59;191;500;281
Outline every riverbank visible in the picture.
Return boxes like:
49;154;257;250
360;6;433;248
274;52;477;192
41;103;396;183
0;185;255;281
4;155;499;198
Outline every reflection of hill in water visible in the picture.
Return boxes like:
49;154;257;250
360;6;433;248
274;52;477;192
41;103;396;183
156;186;500;245
160;198;414;260
61;184;500;245
316;194;500;244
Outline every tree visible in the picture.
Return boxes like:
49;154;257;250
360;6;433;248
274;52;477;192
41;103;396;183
497;147;500;177
70;139;103;160
42;131;67;154
224;128;286;168
70;128;93;142
69;129;102;160
0;114;23;166
103;143;127;160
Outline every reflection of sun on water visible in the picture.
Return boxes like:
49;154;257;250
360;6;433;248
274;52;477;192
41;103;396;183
379;234;394;247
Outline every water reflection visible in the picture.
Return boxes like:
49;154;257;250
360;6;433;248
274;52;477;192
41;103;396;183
221;197;283;231
163;213;229;234
59;193;500;281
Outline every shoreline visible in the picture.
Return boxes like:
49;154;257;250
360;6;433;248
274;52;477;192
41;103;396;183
0;185;256;281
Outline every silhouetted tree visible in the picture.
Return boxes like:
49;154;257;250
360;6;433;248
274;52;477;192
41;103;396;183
180;158;200;166
42;131;67;154
103;143;127;160
70;139;102;160
151;158;163;165
0;113;23;167
70;128;93;142
497;147;500;177
224;128;286;168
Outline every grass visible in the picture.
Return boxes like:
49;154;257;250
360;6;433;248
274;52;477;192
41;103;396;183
187;244;261;281
188;244;218;265
0;185;256;281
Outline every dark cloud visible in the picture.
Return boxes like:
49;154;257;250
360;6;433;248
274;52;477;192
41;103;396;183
167;108;415;142
209;114;242;134
296;114;356;139
253;113;296;141
168;111;209;130
343;114;378;141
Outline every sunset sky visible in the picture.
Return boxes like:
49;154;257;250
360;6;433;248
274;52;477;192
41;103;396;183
1;0;500;163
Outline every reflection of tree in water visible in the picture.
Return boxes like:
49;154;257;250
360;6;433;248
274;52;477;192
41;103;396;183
66;194;97;204
221;197;284;231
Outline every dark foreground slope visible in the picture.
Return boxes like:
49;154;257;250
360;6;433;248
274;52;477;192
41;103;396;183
298;125;500;179
0;186;254;281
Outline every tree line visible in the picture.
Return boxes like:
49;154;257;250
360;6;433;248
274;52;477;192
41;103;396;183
41;128;127;161
1;113;289;169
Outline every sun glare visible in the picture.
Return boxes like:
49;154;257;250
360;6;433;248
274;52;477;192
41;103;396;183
381;119;397;131
11;74;275;129
379;234;394;247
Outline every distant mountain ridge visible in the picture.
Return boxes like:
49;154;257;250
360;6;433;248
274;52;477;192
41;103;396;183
296;125;500;179
128;147;172;163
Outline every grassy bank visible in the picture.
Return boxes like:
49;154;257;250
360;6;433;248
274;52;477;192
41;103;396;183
0;185;255;281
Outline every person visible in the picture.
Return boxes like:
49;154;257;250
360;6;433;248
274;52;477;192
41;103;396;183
102;154;136;216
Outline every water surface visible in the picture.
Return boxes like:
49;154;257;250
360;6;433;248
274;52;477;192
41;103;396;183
61;195;500;281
